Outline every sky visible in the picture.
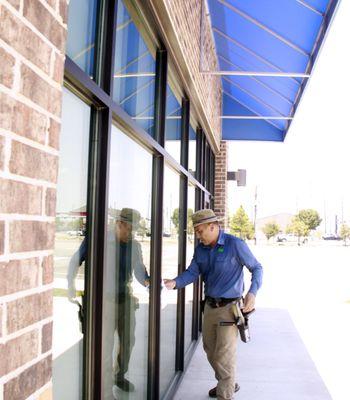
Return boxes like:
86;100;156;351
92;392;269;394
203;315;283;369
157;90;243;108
227;0;350;234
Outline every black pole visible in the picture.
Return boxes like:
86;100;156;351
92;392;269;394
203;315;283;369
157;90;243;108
175;97;189;371
147;47;167;400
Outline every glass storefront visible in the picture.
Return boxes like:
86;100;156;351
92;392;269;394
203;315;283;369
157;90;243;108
189;124;196;178
53;88;90;399
160;165;180;397
66;0;99;77
61;1;215;398
184;184;196;354
113;0;156;137
165;85;182;163
102;126;152;400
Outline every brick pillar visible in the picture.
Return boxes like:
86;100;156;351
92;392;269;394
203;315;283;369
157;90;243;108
0;0;67;399
214;141;228;231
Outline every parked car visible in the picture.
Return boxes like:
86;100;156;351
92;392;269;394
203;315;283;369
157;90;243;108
276;234;308;244
322;234;341;240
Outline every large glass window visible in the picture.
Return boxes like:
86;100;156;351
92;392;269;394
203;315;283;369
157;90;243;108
165;85;182;163
184;185;196;354
160;166;180;396
52;88;90;399
102;126;152;400
66;0;99;78
189;124;196;177
113;0;156;137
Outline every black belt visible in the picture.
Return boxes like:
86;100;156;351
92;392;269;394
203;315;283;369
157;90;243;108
206;296;240;308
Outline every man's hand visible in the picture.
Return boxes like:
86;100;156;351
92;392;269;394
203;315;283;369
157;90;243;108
242;292;255;313
163;279;176;290
67;284;77;303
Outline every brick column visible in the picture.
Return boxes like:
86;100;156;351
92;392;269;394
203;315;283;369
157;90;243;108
0;0;67;399
214;141;228;231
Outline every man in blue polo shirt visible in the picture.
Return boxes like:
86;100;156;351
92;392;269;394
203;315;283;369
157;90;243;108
164;209;263;400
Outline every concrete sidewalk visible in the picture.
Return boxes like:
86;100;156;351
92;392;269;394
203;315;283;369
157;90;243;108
174;308;332;400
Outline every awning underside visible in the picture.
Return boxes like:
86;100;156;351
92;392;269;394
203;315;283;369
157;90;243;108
206;0;340;141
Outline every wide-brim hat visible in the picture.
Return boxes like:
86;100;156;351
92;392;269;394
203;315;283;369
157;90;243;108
191;209;219;228
116;208;141;229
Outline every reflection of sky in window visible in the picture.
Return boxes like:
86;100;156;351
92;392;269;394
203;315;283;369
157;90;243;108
108;126;153;219
66;0;99;77
57;88;90;213
165;85;182;162
113;0;156;137
189;124;196;175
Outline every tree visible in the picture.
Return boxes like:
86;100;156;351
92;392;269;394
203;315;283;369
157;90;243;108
230;206;254;240
171;208;194;236
187;208;194;237
286;217;309;245
296;209;322;231
339;223;350;246
171;208;180;232
262;222;280;241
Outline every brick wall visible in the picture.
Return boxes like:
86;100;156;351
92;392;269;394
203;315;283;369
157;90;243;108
150;0;222;151
214;141;228;231
0;0;67;398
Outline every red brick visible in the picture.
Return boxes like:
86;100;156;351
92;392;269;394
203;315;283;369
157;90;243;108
0;6;52;75
7;0;20;10
42;255;53;284
9;220;55;253
45;188;56;216
0;258;40;296
20;63;62;117
10;141;58;182
0;221;4;255
0;305;2;338
59;0;68;25
52;52;64;84
0;47;15;88
0;178;42;214
0;135;4;170
4;355;52;400
7;290;53;333
0;93;48;145
45;0;57;10
0;330;38;376
48;118;60;149
41;321;52;353
23;0;66;52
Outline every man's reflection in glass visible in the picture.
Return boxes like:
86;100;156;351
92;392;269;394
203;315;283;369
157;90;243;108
67;208;150;395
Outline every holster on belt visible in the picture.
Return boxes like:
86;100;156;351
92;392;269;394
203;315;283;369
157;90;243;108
220;299;255;343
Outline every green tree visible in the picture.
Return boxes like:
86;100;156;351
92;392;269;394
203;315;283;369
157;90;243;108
296;209;322;231
286;217;309;245
172;208;194;236
230;206;254;240
187;208;194;237
339;223;350;246
171;208;180;232
262;222;280;241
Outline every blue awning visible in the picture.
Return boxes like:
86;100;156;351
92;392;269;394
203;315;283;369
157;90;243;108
206;0;340;141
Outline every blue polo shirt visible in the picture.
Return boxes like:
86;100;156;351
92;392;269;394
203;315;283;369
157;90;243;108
174;230;263;298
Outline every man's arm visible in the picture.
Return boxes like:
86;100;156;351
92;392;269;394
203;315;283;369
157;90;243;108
235;239;263;312
164;253;200;290
67;237;87;301
133;242;150;287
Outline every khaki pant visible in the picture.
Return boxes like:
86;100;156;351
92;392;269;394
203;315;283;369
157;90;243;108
203;303;239;400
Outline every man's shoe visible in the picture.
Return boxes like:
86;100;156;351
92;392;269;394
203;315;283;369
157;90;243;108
115;376;135;392
208;383;240;398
